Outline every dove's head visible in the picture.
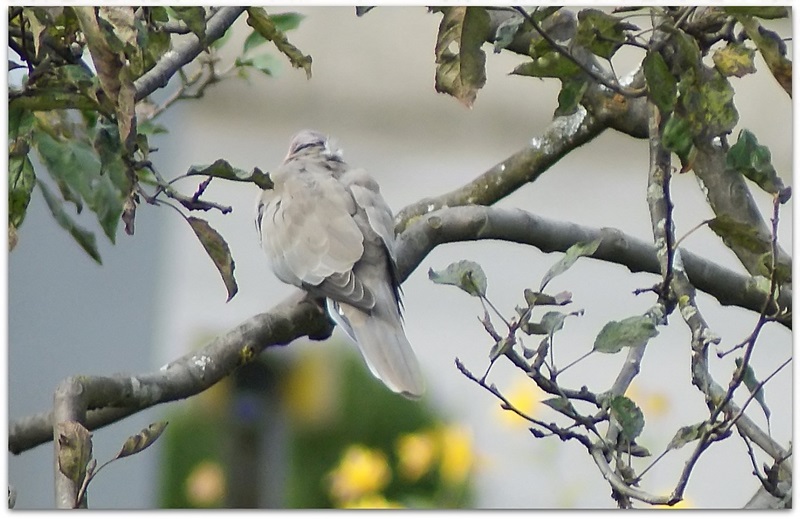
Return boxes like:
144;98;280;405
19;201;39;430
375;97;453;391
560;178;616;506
284;129;343;163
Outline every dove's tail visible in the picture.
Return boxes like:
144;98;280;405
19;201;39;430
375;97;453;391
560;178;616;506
328;298;424;399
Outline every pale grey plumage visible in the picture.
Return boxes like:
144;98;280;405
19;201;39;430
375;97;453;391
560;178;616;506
256;130;424;398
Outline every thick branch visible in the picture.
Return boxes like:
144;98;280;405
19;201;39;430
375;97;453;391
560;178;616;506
133;7;246;101
10;291;331;454
9;205;792;454
396;206;790;327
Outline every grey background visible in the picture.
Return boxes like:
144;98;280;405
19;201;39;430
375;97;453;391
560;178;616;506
8;7;792;508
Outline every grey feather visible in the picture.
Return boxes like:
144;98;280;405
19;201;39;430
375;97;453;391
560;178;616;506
257;130;424;397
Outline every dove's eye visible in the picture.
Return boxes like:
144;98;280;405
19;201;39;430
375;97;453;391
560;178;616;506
291;141;319;154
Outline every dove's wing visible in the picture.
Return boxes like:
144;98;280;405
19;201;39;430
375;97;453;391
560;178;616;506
258;165;376;311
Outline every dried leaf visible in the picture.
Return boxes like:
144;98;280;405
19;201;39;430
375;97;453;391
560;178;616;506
56;421;93;484
187;217;238;301
434;6;490;107
116;421;169;459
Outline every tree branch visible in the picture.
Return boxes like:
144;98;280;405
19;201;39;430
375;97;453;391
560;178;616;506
133;7;246;102
395;206;790;327
10;204;791;454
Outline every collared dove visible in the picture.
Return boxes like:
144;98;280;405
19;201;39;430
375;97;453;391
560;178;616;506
256;130;424;398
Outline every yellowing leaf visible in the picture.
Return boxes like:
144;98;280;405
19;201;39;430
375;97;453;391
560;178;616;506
712;42;756;78
56;421;93;484
116;421;169;459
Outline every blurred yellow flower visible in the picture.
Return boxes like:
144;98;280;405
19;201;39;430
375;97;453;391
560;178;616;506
281;350;338;427
343;494;404;509
396;431;437;482
497;379;542;427
626;383;670;418
328;444;391;504
438;424;473;486
654;497;693;509
185;460;226;507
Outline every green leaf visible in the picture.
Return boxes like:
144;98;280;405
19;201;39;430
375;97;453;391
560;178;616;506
542;396;579;418
428;260;487;298
712;42;756;78
187;217;238;301
540;310;570;334
523;289;572;307
434;6;490;108
511;38;581;79
243;53;281;77
269;12;304;32
171;6;207;42
608;395;644;443
246;7;312;79
593;315;658;354
33;131;124;242
666;28;701;75
726;129;787;199
540;237;602;291
575;9;637;60
521;309;582;336
723;7;789;19
735;358;771;423
38;180;102;264
707;215;772;256
666;422;706;451
555;77;589;116
661;113;693;166
116;421;169;459
9;111;36;230
186;159;272;190
643;50;677;114
9;154;36;230
242;30;269;55
210;25;233;51
56;421;94;484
